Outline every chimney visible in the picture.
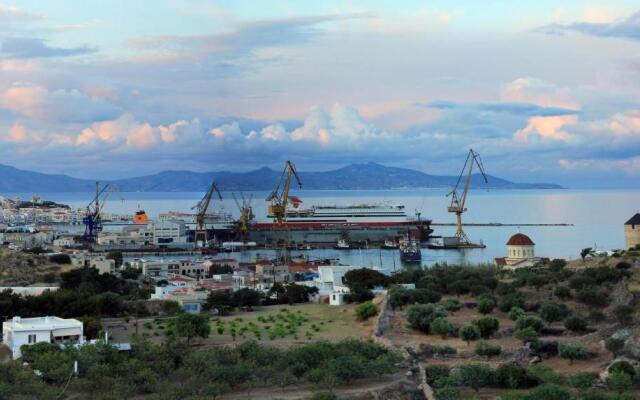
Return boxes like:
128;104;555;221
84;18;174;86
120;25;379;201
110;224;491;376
12;316;20;323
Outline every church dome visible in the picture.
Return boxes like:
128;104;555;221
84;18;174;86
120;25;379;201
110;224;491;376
507;233;535;246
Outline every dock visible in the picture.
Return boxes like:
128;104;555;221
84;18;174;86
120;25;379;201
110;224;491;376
431;222;573;227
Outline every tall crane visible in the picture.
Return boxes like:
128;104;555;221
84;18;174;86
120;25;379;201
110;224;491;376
82;182;121;243
192;180;223;247
266;160;302;225
232;192;254;237
447;149;488;245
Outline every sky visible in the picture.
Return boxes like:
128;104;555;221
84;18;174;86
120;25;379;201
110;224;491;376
0;1;639;187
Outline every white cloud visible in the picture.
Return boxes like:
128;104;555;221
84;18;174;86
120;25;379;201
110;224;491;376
0;83;120;123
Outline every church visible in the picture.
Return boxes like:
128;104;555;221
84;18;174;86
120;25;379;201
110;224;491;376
495;233;548;270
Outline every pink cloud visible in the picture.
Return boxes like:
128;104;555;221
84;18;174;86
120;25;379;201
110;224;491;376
514;115;578;143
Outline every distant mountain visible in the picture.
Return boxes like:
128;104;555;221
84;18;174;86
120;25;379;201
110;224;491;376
0;162;563;192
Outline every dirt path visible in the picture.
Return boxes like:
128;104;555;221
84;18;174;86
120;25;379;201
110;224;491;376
221;373;409;400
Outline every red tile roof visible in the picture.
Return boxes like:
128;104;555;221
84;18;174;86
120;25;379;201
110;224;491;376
507;233;535;246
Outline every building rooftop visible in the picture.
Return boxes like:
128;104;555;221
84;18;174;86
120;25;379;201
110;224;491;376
3;316;82;331
507;233;535;246
625;213;640;226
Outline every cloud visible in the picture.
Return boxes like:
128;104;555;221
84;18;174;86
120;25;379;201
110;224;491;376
0;84;120;123
0;37;97;59
513;115;578;143
127;13;371;65
535;10;640;41
0;3;44;22
423;100;579;117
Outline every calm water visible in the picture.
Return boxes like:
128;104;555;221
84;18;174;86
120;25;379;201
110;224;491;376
7;189;639;269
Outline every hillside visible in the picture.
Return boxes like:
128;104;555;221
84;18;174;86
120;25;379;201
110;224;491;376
0;162;563;192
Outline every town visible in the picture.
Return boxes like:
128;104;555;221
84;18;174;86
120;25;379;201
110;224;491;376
0;208;639;399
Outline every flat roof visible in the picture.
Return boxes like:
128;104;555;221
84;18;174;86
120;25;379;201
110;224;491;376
4;316;82;331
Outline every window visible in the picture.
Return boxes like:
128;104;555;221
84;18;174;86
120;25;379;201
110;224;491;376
28;334;37;344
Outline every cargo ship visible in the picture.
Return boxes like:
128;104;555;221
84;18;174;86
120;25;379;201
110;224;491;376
247;201;432;246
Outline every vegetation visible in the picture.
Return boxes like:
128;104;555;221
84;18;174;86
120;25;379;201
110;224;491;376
6;337;401;398
472;315;500;338
558;342;589;364
354;301;378;321
431;317;454;339
405;303;446;333
0;267;147;320
476;296;496;314
343;268;388;302
474;341;502;357
460;324;481;345
605;337;625;356
564;314;588;333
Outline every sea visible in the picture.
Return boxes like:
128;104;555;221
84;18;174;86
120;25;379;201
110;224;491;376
8;189;639;272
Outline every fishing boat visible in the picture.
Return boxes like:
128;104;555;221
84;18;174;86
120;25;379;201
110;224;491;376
399;236;421;263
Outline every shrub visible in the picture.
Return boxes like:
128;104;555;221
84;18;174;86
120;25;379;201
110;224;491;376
443;298;462;312
475;341;501;357
431;317;453;339
425;365;450;386
568;372;593;391
496;282;516;296
470;285;490;297
434;386;459;400
495;363;532;389
607;371;632;393
388;285;412;308
460;324;481;345
524;383;571;400
411;288;442;304
473;316;499;338
406;304;446;333
513;327;539;344
558;342;589;364
499;292;525;312
515;316;544;333
477;297;496;314
355;301;378;321
605;337;625;356
431;345;457;356
608;361;635;377
457;364;496;392
311;391;338;400
563;314;588;333
508;307;525;321
539;302;568;323
576;287;610;308
526;364;560;384
569;274;596;290
615;261;632;270
613;305;634;325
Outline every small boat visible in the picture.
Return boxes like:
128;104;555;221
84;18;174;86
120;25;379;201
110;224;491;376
334;239;351;250
399;236;421;263
382;239;398;249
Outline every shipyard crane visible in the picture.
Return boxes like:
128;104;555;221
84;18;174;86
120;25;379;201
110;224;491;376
266;160;302;225
447;149;488;245
232;192;254;237
192;180;223;247
82;182;122;243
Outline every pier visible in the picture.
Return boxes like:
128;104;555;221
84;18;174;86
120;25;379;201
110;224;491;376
431;222;573;227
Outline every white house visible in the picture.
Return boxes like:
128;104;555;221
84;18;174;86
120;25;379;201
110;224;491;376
2;316;84;359
315;265;363;295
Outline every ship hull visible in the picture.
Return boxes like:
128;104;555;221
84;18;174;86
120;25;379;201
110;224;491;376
246;221;432;246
